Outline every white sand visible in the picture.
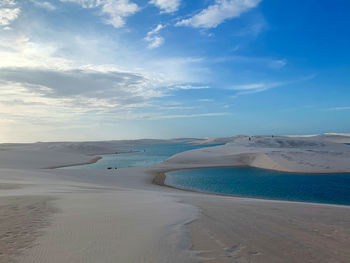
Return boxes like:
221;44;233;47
1;134;350;262
288;133;350;143
0;168;198;263
160;135;350;173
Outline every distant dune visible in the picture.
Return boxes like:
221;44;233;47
160;135;350;173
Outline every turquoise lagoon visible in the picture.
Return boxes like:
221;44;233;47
64;143;220;169
165;167;350;205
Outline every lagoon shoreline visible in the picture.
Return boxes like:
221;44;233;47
1;135;350;262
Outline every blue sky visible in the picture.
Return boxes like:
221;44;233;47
0;0;349;142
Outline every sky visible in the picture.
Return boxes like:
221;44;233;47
0;0;349;142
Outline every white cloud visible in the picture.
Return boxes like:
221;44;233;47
170;84;210;90
0;62;212;124
0;8;19;25
231;75;317;98
147;36;163;49
0;67;166;127
0;34;74;69
101;0;139;28
176;0;261;28
0;8;213;139
328;106;350;111
0;0;20;27
61;0;139;28
232;83;272;91
160;106;196;110
60;0;101;8
197;98;213;102
145;24;165;49
270;59;287;69
231;81;282;97
149;112;230;120
130;112;229;120
149;0;180;13
212;55;288;71
0;69;224;128
0;0;15;6
30;0;56;11
0;31;206;85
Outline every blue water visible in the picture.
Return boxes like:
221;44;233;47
64;143;220;169
165;168;350;205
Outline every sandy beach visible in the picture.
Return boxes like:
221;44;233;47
1;135;350;262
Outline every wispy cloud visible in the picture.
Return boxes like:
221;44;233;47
197;99;214;103
149;0;180;13
270;59;287;69
136;112;230;120
169;84;210;90
231;81;284;98
212;55;287;70
0;34;73;69
61;0;139;28
232;82;281;91
60;0;100;8
29;0;56;11
328;106;350;111
0;68;157;128
231;75;317;98
176;0;261;29
0;67;165;107
145;24;165;49
0;62;214;127
161;106;196;110
0;66;227;126
0;0;15;5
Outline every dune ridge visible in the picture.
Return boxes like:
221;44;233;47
160;135;350;173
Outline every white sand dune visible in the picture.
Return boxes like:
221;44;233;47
288;132;350;143
1;134;350;263
161;135;350;173
0;168;198;263
0;138;209;169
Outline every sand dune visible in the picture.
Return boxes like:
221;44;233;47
0;196;55;263
1;135;350;262
288;133;350;143
162;135;350;173
0;138;208;169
